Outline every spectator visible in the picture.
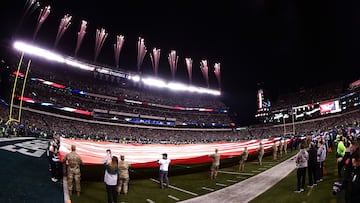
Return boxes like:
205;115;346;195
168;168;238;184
294;144;309;193
104;150;119;203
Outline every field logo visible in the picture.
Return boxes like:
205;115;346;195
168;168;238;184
0;139;48;157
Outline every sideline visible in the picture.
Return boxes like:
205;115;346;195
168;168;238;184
179;155;297;203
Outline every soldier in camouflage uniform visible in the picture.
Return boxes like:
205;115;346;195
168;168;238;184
239;147;248;171
63;145;83;197
117;155;131;195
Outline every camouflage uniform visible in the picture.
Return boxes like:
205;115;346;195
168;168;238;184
209;149;220;179
117;159;131;194
273;142;278;160
258;143;264;166
239;148;248;171
63;149;83;194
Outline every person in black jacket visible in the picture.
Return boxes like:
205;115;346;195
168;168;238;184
341;142;359;203
345;149;360;203
307;142;317;187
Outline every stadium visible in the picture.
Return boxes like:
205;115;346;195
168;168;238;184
1;1;360;203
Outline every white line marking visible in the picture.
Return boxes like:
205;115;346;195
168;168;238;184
146;199;155;203
168;195;180;201
218;170;254;175
150;178;198;196
216;183;227;187
63;177;70;203
226;180;237;183
307;187;313;196
236;176;247;179
202;187;215;191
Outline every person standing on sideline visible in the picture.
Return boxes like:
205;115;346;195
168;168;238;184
272;141;278;160
104;150;119;203
209;148;220;179
239;147;248;172
63;145;83;197
337;136;346;179
158;153;171;189
258;142;264;166
307;142;317;188
117;155;131;195
294;144;309;193
49;133;61;182
316;140;327;183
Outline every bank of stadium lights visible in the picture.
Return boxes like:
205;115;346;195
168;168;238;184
13;41;221;96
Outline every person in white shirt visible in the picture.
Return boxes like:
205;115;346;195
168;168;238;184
158;153;171;189
104;149;119;203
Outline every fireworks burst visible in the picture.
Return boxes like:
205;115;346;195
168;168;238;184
168;50;179;80
200;60;209;88
137;37;147;72
94;28;108;62
150;48;161;76
114;35;125;68
185;58;193;84
214;63;221;90
23;0;40;18
33;5;51;40
54;14;72;48
75;20;87;56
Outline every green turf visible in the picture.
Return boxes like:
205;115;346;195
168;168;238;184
250;146;346;203
70;150;300;203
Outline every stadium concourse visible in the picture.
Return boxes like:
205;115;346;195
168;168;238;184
0;136;296;203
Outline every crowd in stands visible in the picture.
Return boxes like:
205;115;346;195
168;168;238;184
272;81;345;111
1;54;359;145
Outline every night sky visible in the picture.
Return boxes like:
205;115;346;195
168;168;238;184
1;0;360;126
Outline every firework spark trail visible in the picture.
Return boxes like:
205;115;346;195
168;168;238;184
75;20;87;56
168;50;179;80
94;28;108;62
54;14;72;48
23;0;40;18
150;48;161;76
137;37;147;72
214;63;221;90
33;5;51;40
114;35;125;68
28;0;40;16
200;60;209;88
16;0;40;35
185;58;193;85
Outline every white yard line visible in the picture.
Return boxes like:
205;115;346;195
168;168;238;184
150;178;198;196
